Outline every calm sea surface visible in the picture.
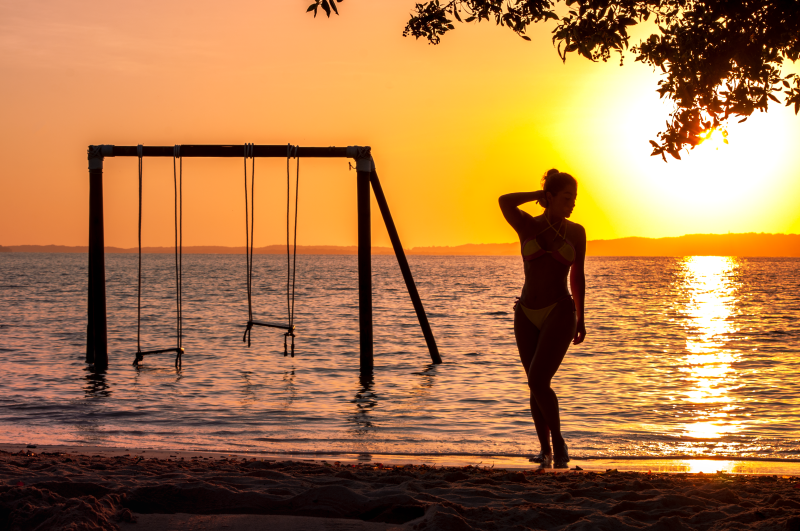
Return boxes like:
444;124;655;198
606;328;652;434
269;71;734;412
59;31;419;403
1;253;799;460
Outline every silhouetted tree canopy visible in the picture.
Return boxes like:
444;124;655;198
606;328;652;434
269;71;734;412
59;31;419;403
307;0;800;161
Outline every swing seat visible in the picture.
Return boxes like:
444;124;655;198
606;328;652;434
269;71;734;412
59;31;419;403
133;347;184;369
247;320;293;330
242;321;296;357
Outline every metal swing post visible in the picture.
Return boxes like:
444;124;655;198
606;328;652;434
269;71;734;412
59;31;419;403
354;152;374;372
86;146;110;370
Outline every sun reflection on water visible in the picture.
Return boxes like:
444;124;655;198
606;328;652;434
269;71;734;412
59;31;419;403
677;256;743;449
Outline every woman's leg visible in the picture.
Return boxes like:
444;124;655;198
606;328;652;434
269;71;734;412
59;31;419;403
527;298;576;450
513;304;550;454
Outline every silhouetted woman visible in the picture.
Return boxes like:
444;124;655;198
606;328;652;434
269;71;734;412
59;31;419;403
499;169;587;468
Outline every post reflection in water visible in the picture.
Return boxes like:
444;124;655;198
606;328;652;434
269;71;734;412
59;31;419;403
350;371;378;437
348;364;440;448
409;363;438;412
280;368;296;409
78;367;111;444
240;371;256;406
676;256;744;452
83;367;111;398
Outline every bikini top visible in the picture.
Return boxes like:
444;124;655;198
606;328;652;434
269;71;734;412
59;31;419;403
521;216;576;266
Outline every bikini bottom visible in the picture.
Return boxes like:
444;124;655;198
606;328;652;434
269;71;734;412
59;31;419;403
520;296;573;329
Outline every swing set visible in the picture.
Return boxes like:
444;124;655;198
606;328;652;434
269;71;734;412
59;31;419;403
85;144;442;373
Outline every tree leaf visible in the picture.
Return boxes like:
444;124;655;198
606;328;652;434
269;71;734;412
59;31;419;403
521;35;531;41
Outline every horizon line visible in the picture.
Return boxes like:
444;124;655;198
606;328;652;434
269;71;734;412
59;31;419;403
2;232;799;257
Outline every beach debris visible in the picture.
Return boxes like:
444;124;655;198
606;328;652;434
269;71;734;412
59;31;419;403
572;465;583;471
26;444;37;449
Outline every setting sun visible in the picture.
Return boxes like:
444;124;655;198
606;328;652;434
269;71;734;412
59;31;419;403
696;127;728;150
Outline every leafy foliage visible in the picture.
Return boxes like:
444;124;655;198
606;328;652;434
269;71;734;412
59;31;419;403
309;0;800;161
307;0;343;18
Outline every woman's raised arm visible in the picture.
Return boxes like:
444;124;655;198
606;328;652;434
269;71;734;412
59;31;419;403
498;191;545;232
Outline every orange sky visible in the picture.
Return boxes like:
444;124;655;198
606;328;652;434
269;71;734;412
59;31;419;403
2;0;799;249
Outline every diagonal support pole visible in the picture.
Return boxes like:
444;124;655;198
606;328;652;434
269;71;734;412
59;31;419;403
370;170;442;364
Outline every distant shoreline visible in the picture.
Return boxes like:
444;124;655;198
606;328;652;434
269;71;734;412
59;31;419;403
1;232;798;257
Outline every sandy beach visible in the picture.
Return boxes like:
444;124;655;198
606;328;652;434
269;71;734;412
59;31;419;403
3;446;800;531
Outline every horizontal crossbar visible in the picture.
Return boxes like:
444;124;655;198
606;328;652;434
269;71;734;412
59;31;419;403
89;145;370;159
248;320;294;331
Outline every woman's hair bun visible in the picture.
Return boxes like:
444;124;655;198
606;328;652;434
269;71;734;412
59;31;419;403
541;168;577;196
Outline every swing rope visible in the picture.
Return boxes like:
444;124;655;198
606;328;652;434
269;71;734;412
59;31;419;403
243;143;255;347
285;144;300;356
174;145;183;368
133;145;184;369
137;144;143;354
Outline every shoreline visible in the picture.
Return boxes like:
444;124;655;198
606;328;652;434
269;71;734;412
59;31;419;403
3;444;799;531
4;443;800;476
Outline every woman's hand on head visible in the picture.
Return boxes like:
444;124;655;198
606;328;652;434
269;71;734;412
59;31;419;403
573;318;586;345
535;190;548;208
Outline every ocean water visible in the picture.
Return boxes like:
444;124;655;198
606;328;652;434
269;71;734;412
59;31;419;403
1;253;799;460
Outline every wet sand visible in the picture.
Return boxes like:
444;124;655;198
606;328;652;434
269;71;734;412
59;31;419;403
2;445;800;530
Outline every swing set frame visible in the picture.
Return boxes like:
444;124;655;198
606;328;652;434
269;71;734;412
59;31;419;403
85;144;442;372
